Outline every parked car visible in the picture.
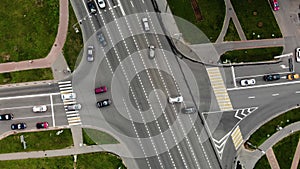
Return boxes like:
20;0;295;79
142;17;150;31
11;123;26;130
87;0;97;14
87;45;94;62
97;0;106;9
61;93;76;100
263;74;280;81
168;96;183;104
287;73;300;80
296;48;300;62
270;0;279;11
97;31;107;47
36;122;49;129
149;45;155;59
240;79;256;86
97;99;111;108
95;86;107;94
0;113;13;120
32;105;47;113
66;104;82;111
182;107;197;114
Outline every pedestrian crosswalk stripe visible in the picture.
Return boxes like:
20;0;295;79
58;81;71;85
67;113;79;117
69;122;82;126
231;126;243;150
60;90;73;94
60;87;73;91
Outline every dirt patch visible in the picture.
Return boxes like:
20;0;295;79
190;0;203;22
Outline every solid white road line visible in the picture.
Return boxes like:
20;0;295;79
231;66;237;87
248;96;255;99
272;93;279;96
117;0;125;16
228;80;300;91
0;103;64;111
0;93;60;101
50;94;55;127
296;91;300;94
14;115;52;120
130;1;134;7
235;71;290;79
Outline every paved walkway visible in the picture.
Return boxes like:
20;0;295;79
266;148;280;169
291;139;300;169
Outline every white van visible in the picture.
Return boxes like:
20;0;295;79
142;17;150;32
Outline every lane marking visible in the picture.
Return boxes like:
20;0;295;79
130;0;134;7
14;115;52;120
58;81;71;85
0;103;64;111
0;93;60;101
272;93;279;96
50;94;55;127
235;71;290;79
296;91;300;94
228;80;300;91
231;66;237;87
248;96;255;99
117;0;125;16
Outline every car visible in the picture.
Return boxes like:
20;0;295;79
168;96;183;104
87;0;97;14
36;122;49;129
61;93;76;100
11;123;26;130
97;99;111;108
149;45;155;59
66;104;82;111
0;113;13;120
182;107;197;114
296;48;300;62
87;45;94;62
97;32;107;47
32;105;47;113
142;17;150;31
95;86;107;94
287;73;300;80
270;0;279;11
240;79;256;86
97;0;106;9
263;74;280;81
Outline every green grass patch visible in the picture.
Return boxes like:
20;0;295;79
0;152;127;169
248;107;300;147
273;131;300;169
231;0;282;40
224;19;240;41
83;128;119;145
254;155;271;169
220;47;283;63
0;68;53;85
0;129;73;153
167;0;225;43
63;3;83;71
0;0;59;63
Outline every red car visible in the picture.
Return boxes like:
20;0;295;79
36;122;49;129
95;86;107;94
270;0;279;11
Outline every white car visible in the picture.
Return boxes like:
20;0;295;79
61;93;76;100
149;45;155;59
142;17;150;32
296;48;300;62
97;0;106;9
33;105;47;113
66;104;82;111
168;96;183;104
240;79;256;86
87;45;94;62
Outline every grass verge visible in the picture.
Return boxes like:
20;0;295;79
167;0;225;43
224;18;240;41
63;3;83;71
220;47;283;63
0;152;127;169
248;107;300;147
231;0;282;40
254;155;271;169
0;0;59;63
0;129;73;153
0;68;53;85
83;128;119;145
273;131;300;169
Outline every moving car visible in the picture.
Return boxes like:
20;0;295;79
287;73;300;80
97;32;107;47
87;0;97;14
182;107;197;114
0;113;13;120
32;105;47;113
61;93;76;100
36;122;49;129
87;45;94;62
95;86;107;94
97;99;111;108
97;0;106;9
240;79;256;86
11;123;26;130
296;48;300;62
263;74;280;81
168;96;183;104
66;104;82;111
270;0;279;11
142;17;150;32
149;45;155;59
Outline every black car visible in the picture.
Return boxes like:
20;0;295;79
263;74;280;81
0;113;13;120
87;0;97;14
97;99;111;108
11;123;27;130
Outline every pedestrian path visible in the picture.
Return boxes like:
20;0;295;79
206;67;233;111
266;148;280;169
231;126;243;150
58;80;82;126
291;139;300;169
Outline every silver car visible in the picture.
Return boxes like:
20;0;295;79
67;104;82;111
142;17;150;32
87;46;94;62
97;32;107;47
182;107;197;114
149;45;155;59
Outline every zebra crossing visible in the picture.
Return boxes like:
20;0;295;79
206;67;233;111
58;81;82;126
231;126;243;150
